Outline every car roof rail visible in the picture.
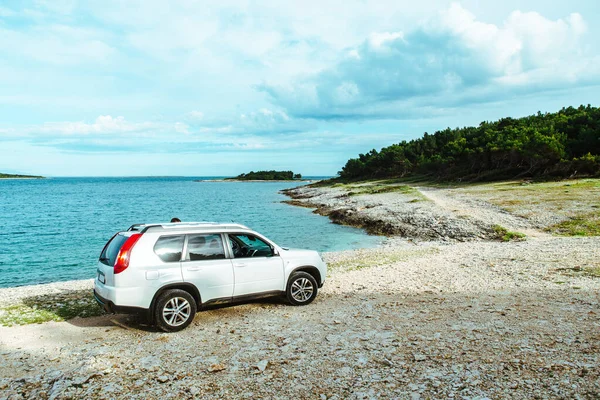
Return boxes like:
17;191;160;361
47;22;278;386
127;222;250;233
127;223;145;231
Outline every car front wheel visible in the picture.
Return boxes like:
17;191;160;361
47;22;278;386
286;271;318;306
155;289;197;332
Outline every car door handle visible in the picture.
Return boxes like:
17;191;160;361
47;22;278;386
234;263;247;268
187;267;203;271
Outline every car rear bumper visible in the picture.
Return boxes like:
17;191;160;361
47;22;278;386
94;290;148;315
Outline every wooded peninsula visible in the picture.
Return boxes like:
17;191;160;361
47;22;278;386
0;173;44;179
339;105;600;181
228;170;302;181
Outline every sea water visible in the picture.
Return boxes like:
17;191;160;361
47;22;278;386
0;177;380;288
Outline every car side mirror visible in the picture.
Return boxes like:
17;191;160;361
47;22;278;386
272;248;279;256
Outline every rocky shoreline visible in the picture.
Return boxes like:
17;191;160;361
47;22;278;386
283;186;472;241
281;182;545;241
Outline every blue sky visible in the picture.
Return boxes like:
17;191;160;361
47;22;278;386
1;0;599;176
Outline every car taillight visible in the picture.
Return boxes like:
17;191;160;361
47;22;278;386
114;233;143;274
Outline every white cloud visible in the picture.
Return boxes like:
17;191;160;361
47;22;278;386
191;108;310;136
0;25;115;65
260;3;599;120
368;32;404;49
240;108;289;126
39;115;158;135
1;109;312;153
187;111;205;120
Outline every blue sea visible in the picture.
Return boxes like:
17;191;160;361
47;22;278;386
0;177;380;288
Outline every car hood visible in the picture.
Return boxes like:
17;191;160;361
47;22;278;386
279;248;322;262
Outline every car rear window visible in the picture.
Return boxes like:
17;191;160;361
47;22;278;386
99;234;129;266
154;235;185;262
187;234;226;261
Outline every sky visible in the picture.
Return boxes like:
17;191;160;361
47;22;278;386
1;0;599;177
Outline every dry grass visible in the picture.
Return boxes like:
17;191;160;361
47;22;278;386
341;181;429;202
456;179;600;236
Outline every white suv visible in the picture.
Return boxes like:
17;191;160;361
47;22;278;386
94;222;327;332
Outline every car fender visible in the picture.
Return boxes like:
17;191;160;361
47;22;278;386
149;282;202;319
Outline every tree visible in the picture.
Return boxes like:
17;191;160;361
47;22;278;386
337;105;600;181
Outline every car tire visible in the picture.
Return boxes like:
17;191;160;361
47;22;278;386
286;271;318;306
154;289;197;332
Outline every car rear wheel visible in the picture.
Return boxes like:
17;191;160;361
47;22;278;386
155;289;197;332
286;271;318;306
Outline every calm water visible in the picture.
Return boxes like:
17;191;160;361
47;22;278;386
0;177;380;288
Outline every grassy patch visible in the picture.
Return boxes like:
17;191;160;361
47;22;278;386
461;179;600;227
348;184;417;195
546;212;600;236
342;183;429;203
328;248;440;271
584;266;600;278
0;290;104;327
0;304;62;325
555;264;600;279
493;225;526;242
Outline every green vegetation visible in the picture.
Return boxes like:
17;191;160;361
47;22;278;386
493;225;526;242
339;105;600;181
0;290;104;327
348;184;416;195
228;170;301;181
0;172;44;179
342;182;428;202
547;212;600;236
585;266;600;278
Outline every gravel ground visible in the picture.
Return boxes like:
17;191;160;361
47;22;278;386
1;237;599;399
1;184;599;399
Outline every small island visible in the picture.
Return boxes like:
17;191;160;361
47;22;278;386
227;170;302;181
0;172;44;179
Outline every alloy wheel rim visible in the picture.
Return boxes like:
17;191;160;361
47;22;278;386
162;297;191;326
291;277;314;302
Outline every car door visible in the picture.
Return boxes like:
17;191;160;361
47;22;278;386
181;233;234;303
227;233;284;297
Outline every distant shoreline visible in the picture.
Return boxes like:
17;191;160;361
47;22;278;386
0;173;45;179
0;177;45;180
194;179;318;183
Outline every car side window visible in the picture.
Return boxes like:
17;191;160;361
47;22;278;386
154;235;185;262
186;234;226;261
228;234;274;258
